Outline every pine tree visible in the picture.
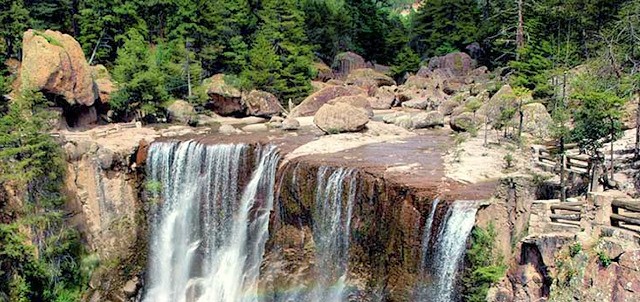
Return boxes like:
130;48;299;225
111;29;170;119
413;0;481;57
0;0;30;59
390;45;420;80
246;0;314;103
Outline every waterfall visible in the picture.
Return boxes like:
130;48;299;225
142;141;280;302
428;201;479;302
419;198;440;272
310;167;358;302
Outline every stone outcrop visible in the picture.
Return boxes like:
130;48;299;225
244;90;282;118
204;74;245;116
289;85;366;117
333;52;367;76
313;102;370;133
514;102;552;139
21;29;97;106
450;112;480;132
371;86;397;109
411;111;444;129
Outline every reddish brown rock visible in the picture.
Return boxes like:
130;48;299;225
204;74;245;116
21;29;97;106
135;139;150;166
289;85;366;117
371;86;397;109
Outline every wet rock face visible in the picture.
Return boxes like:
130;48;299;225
262;162;442;302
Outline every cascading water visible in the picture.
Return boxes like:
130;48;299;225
142;141;280;302
427;201;480;302
310;167;357;302
419;198;440;272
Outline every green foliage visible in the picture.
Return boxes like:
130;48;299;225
0;89;85;301
462;223;507;302
243;0;315;104
570;78;626;155
597;250;612;267
503;153;514;169
413;0;480;57
510;42;554;100
390;45;420;80
569;243;582;257
0;0;30;59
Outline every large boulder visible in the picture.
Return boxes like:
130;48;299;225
401;89;446;110
427;52;476;76
404;75;435;90
313;102;370;134
333;52;366;76
411;111;444;129
20;29;97;106
479;84;517;121
289;85;366;117
450;112;480;132
314;61;334;81
513;102;552;139
90;64;115;104
371;86;397;109
328;95;374;117
345;68;396;88
282;118;301;131
167;100;196;124
244;90;282;118
203;74;245;116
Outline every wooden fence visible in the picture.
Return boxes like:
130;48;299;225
611;199;640;233
549;200;585;226
532;145;590;175
51;122;140;140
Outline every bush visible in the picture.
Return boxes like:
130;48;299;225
597;250;612;267
461;223;507;302
569;243;582;257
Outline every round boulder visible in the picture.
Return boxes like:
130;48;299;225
411;111;445;129
513;102;552;138
345;68;396;88
167;100;196;124
282;118;301;131
328;95;374;117
244;90;282;118
289;85;366;117
450;112;480;132
313;102;370;134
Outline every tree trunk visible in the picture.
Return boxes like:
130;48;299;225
635;93;640;160
72;0;80;38
186;42;192;99
610;118;615;180
560;137;566;202
517;98;524;142
516;0;525;60
484;116;488;147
